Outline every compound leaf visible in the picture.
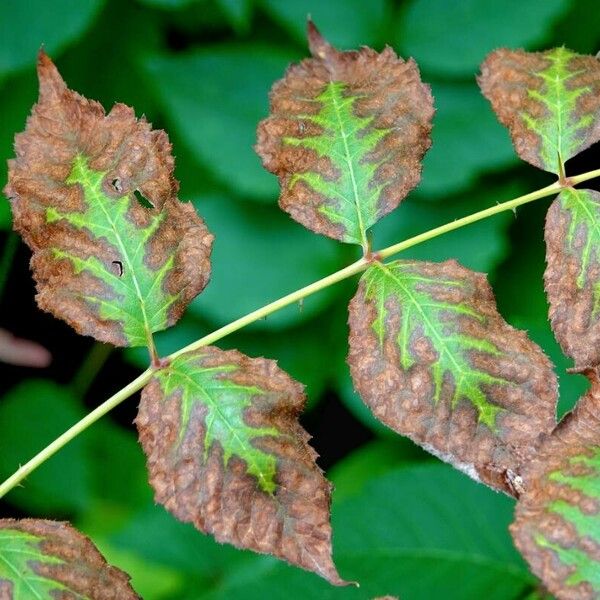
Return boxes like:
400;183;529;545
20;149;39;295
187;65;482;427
0;519;137;598
479;48;600;175
256;22;433;251
512;371;600;599
545;188;600;369
136;346;347;585
348;259;558;494
4;52;213;348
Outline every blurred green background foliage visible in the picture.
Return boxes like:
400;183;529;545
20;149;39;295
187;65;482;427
0;0;598;597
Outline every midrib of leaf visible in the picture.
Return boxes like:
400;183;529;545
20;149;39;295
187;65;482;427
157;355;279;494
0;553;44;600
283;82;389;248
523;48;591;173
377;262;468;381
328;84;368;252
71;160;154;344
46;155;178;347
367;261;506;428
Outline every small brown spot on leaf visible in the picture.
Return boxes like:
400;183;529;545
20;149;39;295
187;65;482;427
112;260;123;277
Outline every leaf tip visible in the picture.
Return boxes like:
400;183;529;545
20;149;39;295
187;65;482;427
310;564;354;587
306;19;335;62
36;49;66;98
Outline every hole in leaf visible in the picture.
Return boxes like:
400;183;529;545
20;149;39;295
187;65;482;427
111;260;123;277
111;178;123;194
134;190;153;209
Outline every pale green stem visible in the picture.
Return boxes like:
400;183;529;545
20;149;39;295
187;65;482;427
2;169;600;500
569;168;600;186
168;259;369;360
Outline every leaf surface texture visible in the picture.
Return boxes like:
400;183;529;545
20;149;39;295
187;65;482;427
348;259;557;494
479;47;600;174
0;519;137;598
4;52;213;347
512;372;600;600
256;23;433;249
136;346;346;585
545;188;600;368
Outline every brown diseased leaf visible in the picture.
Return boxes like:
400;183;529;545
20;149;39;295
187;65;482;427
348;259;558;495
0;518;138;598
545;188;600;369
136;346;347;585
4;52;213;347
512;370;600;599
478;48;600;174
256;21;434;250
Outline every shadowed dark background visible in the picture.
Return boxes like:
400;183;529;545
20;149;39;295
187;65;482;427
0;0;598;597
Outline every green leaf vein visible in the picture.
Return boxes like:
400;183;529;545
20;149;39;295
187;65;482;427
364;261;508;427
155;352;280;494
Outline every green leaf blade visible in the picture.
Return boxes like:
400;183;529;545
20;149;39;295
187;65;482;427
348;259;558;494
4;53;213;348
143;44;299;201
199;462;534;599
0;529;65;598
416;82;517;198
136;346;347;585
545;188;600;368
51;155;178;347
0;519;138;598
0;380;91;515
479;47;600;174
261;0;387;49
187;193;345;331
256;22;433;248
